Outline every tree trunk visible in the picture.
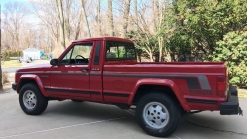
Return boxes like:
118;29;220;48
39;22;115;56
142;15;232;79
0;4;3;90
153;0;159;32
157;1;167;62
64;0;71;46
158;4;163;62
75;13;82;40
108;0;114;36
80;0;91;37
121;0;131;38
149;52;154;62
134;0;138;30
56;0;66;50
97;0;101;36
158;36;163;62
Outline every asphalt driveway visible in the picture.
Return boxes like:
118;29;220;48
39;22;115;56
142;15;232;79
0;90;246;139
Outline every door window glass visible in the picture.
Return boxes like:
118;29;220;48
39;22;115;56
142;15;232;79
60;43;93;65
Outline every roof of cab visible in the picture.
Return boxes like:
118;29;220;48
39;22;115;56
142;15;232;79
72;37;133;43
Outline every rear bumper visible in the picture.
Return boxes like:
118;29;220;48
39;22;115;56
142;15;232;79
12;83;17;91
220;86;243;115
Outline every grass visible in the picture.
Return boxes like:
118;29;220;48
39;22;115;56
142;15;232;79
41;57;50;60
1;60;22;68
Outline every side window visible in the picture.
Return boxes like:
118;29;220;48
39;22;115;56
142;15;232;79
60;48;73;64
60;43;93;65
105;41;136;60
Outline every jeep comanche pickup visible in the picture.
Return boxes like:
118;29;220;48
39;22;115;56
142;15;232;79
12;37;242;137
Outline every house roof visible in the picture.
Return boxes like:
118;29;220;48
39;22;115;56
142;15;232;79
23;48;40;52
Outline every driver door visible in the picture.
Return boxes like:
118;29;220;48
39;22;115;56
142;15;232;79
49;42;93;98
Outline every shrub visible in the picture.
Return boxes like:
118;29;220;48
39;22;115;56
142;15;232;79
209;31;247;86
2;72;9;84
3;50;22;57
5;56;10;61
3;51;8;57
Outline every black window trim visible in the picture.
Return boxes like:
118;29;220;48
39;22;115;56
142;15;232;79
93;41;101;65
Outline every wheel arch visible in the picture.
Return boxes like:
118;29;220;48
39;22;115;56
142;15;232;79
17;74;49;97
129;79;189;111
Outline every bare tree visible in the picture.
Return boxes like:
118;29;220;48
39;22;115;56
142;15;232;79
0;0;173;62
0;4;3;90
3;1;26;50
80;0;91;37
97;0;101;36
153;0;159;32
134;0;138;29
56;0;66;50
64;0;71;45
121;0;131;38
108;0;114;36
29;0;84;55
29;0;59;51
74;13;82;40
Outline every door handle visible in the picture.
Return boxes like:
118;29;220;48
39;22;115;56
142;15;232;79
80;68;89;72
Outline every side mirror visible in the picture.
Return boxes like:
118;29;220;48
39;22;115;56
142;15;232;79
50;59;59;66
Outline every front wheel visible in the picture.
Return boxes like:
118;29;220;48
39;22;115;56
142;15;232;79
19;83;48;115
136;92;181;137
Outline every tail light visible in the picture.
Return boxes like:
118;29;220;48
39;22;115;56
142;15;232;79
217;76;227;96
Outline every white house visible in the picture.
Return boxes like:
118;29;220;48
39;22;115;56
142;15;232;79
22;48;41;60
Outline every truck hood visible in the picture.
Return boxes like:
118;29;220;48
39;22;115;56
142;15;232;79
17;63;51;73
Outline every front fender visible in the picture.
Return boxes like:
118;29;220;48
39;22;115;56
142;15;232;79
128;78;190;111
18;74;49;97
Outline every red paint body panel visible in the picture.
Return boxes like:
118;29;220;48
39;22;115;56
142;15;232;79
14;37;228;112
18;74;49;97
49;65;90;98
130;78;190;110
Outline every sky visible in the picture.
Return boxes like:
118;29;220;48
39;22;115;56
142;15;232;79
0;0;29;9
0;0;118;24
1;0;41;27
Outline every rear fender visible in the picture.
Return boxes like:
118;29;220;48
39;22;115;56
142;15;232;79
128;78;190;111
17;74;49;97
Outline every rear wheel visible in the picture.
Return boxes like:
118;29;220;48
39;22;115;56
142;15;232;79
19;83;48;115
136;92;181;137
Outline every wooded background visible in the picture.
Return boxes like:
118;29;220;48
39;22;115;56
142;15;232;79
1;0;247;86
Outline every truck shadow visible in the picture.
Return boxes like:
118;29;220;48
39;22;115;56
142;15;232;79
43;100;146;135
44;100;135;121
174;113;247;138
44;100;131;119
43;101;246;138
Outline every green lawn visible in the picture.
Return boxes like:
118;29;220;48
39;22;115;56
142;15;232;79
1;60;22;68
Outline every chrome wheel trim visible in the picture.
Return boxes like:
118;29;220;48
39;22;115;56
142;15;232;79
23;90;37;109
143;102;170;129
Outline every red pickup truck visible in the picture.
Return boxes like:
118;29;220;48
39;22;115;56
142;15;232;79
12;37;242;137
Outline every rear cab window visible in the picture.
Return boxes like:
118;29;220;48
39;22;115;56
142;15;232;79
105;41;136;61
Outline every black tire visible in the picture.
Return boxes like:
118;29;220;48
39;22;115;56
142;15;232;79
136;92;181;137
71;99;83;102
19;83;48;115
